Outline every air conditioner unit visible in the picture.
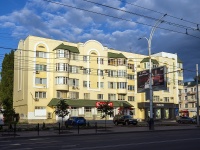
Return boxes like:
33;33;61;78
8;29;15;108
36;71;40;74
105;69;108;73
76;87;79;90
72;86;76;89
137;65;140;68
47;112;52;119
35;98;39;101
80;66;84;70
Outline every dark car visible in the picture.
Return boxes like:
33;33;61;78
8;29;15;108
65;117;86;126
176;116;195;124
113;115;138;125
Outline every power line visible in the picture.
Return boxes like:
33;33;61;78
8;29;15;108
41;0;200;40
117;0;200;26
83;0;197;31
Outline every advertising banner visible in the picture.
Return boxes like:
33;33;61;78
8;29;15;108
137;66;167;93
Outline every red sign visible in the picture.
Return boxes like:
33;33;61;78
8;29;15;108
96;102;113;107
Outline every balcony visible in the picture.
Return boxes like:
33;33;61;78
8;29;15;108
187;91;196;95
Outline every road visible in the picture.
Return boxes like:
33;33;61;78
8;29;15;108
0;129;199;150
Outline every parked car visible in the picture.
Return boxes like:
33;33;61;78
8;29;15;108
65;117;86;126
192;116;200;124
176;116;196;124
113;115;138;125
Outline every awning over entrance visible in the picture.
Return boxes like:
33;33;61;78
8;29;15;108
48;98;133;108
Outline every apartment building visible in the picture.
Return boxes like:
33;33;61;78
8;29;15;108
179;81;200;117
13;35;183;123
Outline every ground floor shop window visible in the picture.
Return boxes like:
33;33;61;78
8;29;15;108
85;107;92;117
155;109;161;119
71;107;78;116
164;109;169;119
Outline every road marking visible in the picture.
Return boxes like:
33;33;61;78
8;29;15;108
10;143;21;146
69;137;200;150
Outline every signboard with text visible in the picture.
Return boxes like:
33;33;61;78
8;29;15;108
95;101;113;108
137;66;167;93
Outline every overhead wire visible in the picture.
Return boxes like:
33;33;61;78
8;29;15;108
41;0;200;40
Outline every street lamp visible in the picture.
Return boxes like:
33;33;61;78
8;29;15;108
138;14;167;130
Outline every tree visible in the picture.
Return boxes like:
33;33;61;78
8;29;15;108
54;99;70;127
97;101;114;130
0;50;14;110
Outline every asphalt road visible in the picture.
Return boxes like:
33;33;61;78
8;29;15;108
0;129;199;150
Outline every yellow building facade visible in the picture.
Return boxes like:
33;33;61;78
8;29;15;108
13;36;183;123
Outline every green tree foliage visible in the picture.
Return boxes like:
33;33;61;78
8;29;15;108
55;99;70;126
0;50;14;109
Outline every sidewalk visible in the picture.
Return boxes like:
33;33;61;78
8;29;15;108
0;123;199;140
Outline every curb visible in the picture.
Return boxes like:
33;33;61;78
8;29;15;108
0;127;199;141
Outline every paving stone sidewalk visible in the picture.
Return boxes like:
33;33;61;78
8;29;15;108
0;123;199;140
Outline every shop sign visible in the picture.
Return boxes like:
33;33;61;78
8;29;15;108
156;104;164;107
95;102;113;107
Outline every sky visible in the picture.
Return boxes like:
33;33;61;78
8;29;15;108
0;0;200;82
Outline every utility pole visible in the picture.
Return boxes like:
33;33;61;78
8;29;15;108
196;64;199;126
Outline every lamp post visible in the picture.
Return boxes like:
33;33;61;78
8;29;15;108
138;14;167;130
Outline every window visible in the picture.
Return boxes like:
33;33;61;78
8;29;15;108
108;70;117;77
83;81;90;87
56;63;68;72
68;78;79;87
35;92;46;98
97;94;103;100
57;90;67;99
185;103;188;108
108;82;116;89
127;74;134;80
36;51;47;58
108;94;116;101
69;92;79;99
108;58;116;66
55;77;68;84
97;69;104;76
56;49;69;58
128;85;134;91
97;82;104;88
117;58;126;66
83;68;91;74
117;70;126;78
97;58;104;64
69;66;79;73
35;78;47;84
127;64;134;69
128;96;134;101
36;64;47;71
70;53;78;60
153;96;160;102
118;94;126;100
83;56;89;62
84;93;90;99
117;82;126;89
184;89;187;93
185;96;188;100
164;97;169;102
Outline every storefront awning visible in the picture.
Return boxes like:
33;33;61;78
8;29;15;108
48;98;133;108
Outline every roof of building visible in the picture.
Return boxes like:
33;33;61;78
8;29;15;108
48;98;133;108
177;57;183;63
140;57;159;64
107;52;127;58
54;43;79;53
